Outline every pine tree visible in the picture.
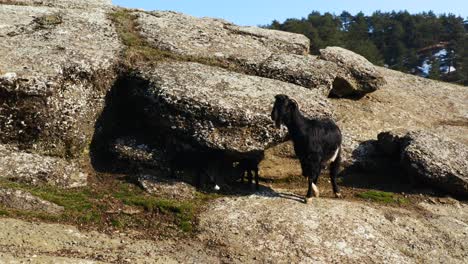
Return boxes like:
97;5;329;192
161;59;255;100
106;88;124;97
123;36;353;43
266;11;466;85
429;58;442;80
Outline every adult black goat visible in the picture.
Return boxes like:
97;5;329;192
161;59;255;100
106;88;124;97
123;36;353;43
271;94;342;203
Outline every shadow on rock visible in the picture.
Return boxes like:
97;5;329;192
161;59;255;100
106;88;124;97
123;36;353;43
88;74;271;196
338;140;428;195
89;74;166;175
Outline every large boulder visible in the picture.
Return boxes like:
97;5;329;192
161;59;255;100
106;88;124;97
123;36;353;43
377;130;468;197
319;47;386;97
135;11;310;68
135;61;333;157
0;1;121;187
258;54;343;95
0;3;121;158
135;11;385;97
329;67;467;170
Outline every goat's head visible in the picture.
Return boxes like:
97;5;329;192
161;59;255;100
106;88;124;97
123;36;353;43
271;94;299;128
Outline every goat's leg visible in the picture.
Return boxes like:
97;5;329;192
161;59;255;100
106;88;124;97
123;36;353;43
254;168;259;190
329;148;342;198
194;169;203;188
247;170;253;185
304;158;321;203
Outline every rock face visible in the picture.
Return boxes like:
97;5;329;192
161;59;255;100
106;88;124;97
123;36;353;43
0;187;64;214
319;47;386;97
0;3;121;158
402;132;468;197
137;61;333;157
135;11;385;96
0;0;121;187
377;131;468;197
0;144;86;187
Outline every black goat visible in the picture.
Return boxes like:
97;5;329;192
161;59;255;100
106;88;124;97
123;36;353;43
271;94;342;203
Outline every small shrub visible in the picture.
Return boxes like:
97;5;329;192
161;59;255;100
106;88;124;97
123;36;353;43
34;13;63;29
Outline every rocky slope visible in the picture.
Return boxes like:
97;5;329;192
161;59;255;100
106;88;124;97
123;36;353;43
0;197;466;263
0;0;467;263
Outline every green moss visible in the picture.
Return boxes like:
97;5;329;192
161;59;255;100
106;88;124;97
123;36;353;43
0;177;215;233
0;207;10;216
114;184;196;232
356;190;408;204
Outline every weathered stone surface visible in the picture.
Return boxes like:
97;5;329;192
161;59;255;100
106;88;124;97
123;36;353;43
0;217;218;263
0;144;86;188
135;11;384;97
199;195;468;263
258;54;343;95
137;61;333;156
0;4;121;158
0;0;112;9
135;11;310;68
0;187;64;214
138;174;196;200
319;47;386;96
400;131;468;197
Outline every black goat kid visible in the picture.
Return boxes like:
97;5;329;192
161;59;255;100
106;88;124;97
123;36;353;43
271;94;342;203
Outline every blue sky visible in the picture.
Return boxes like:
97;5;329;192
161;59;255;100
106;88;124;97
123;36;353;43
112;0;468;26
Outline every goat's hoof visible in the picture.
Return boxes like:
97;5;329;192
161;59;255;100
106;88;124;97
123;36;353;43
304;197;313;204
335;192;342;199
312;183;320;197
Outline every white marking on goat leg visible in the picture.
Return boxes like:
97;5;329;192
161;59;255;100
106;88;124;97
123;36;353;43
329;147;340;163
312;183;320;197
214;185;220;191
335;192;342;198
305;197;313;204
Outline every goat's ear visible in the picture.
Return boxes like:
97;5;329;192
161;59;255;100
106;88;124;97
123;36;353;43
288;99;298;111
290;99;300;111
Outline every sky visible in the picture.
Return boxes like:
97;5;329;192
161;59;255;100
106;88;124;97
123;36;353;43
112;0;468;26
